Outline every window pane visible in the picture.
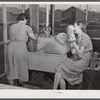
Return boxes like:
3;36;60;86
6;4;29;40
39;4;46;36
54;4;88;35
0;5;3;42
0;23;3;42
0;44;4;74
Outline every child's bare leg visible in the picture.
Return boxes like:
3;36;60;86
53;72;62;89
60;78;66;89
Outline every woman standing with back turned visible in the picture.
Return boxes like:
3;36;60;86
6;13;37;86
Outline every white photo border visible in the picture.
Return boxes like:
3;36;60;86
0;1;100;98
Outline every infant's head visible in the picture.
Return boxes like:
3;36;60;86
66;25;76;41
66;25;75;35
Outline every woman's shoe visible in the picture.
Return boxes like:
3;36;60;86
8;80;14;86
18;80;24;87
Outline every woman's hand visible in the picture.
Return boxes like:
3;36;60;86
68;33;76;42
72;42;85;58
69;41;76;48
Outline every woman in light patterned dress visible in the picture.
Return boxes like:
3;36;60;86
53;23;93;89
6;13;37;86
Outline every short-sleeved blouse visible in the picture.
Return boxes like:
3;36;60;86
9;22;33;43
78;32;93;53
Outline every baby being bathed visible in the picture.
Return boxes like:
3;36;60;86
37;27;78;57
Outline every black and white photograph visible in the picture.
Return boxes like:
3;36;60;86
0;1;100;98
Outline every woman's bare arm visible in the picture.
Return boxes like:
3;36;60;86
72;42;85;58
28;33;37;40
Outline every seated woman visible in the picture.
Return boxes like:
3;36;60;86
53;24;93;89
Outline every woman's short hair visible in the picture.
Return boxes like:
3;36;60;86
75;21;86;26
16;13;28;21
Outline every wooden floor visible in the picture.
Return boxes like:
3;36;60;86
0;72;54;89
0;83;26;89
1;52;100;89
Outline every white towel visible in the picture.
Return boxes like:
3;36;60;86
56;32;68;44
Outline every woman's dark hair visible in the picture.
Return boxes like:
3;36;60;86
16;13;28;21
75;21;86;26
